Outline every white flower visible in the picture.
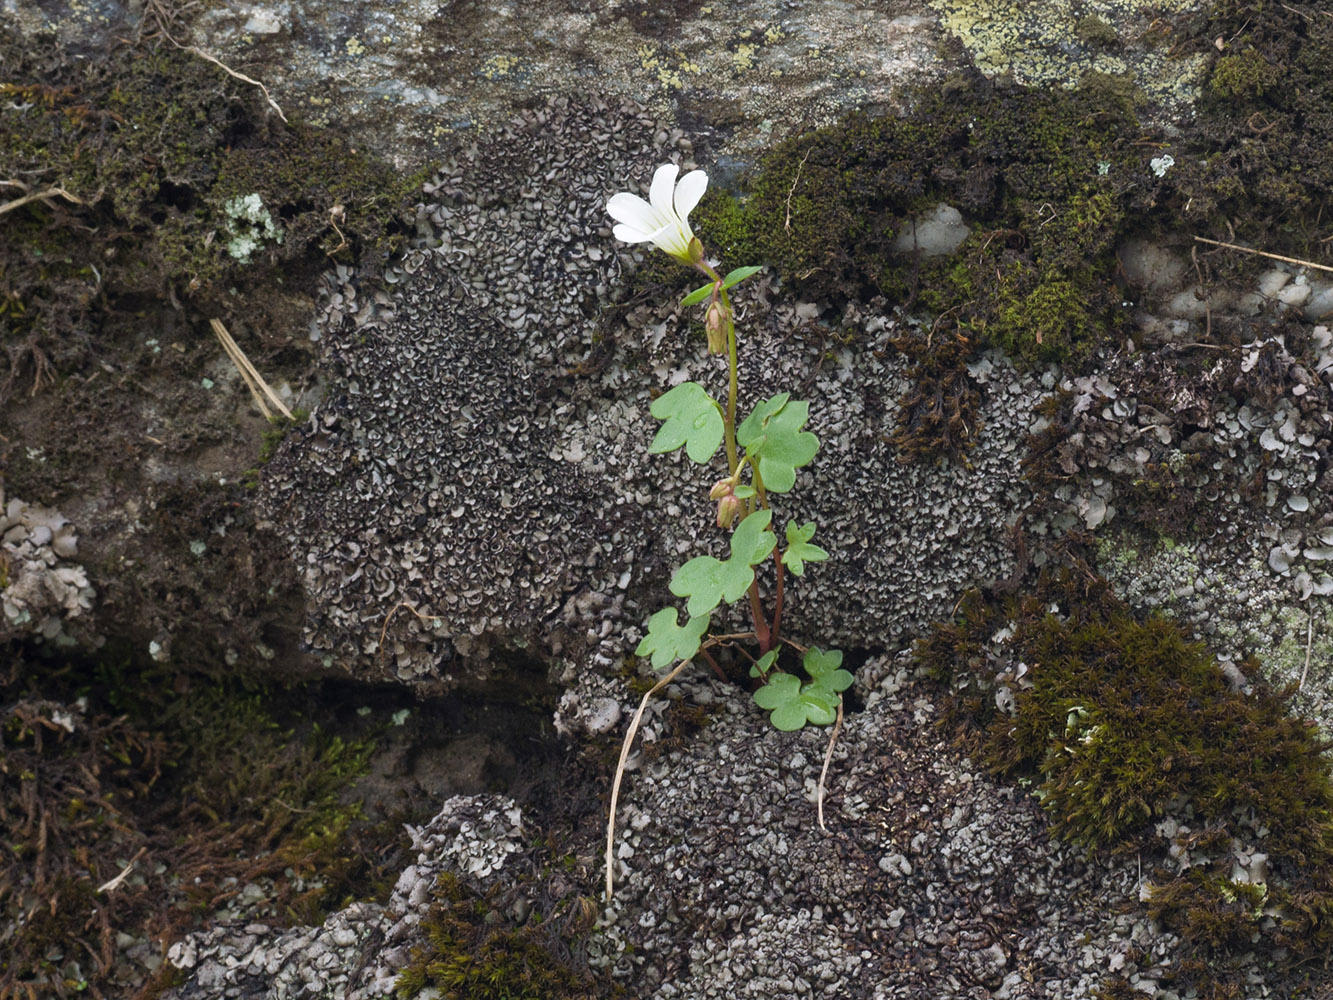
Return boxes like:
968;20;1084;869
606;163;708;264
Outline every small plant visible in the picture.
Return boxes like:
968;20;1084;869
602;163;849;897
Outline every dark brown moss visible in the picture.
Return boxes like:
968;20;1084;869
887;321;983;466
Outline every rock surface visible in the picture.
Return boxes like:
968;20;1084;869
7;0;1333;998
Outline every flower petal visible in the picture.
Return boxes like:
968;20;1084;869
613;222;655;244
649;163;680;217
648;221;691;260
673;169;708;221
606;192;661;236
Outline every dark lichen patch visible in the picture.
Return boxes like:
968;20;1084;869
395;873;620;1000
916;574;1333;983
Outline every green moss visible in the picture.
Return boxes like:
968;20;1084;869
986;268;1095;363
1074;16;1119;49
258;407;311;465
0;29;422;398
395;873;617;1000
1209;49;1278;99
917;574;1333;978
688;72;1140;365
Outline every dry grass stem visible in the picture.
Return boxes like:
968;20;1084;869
0;185;84;217
1193;235;1333;275
817;696;844;832
211;319;293;421
375;601;446;656
605;659;691;903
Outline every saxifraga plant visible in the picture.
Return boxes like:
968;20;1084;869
602;163;851;898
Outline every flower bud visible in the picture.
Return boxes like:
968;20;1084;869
708;478;733;500
705;297;727;355
716;494;741;529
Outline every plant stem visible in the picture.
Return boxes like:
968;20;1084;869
748;580;771;654
770;549;786;650
723;288;739;476
699;647;728;683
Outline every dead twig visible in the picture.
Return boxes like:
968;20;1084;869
375;601;446;655
784;148;812;235
1193;235;1333;275
96;846;148;894
139;0;288;123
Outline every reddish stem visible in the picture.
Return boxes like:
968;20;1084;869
699;648;728;683
770;550;786;651
748;579;771;654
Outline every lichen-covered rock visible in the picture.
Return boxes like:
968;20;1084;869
165;795;526;1000
258;94;1036;689
0;491;96;647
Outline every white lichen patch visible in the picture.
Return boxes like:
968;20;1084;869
223;193;284;262
929;0;1208;111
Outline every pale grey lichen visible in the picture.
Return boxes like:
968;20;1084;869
223;193;284;262
0;491;96;647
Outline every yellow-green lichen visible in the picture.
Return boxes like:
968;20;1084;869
928;0;1207;106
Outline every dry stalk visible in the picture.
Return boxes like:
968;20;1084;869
605;658;691;903
0;185;83;217
140;0;288;123
375;601;446;655
817;696;844;832
1193;235;1333;275
210;319;293;420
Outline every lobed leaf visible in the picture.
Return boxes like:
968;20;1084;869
803;647;854;697
736;393;819;493
649;382;724;464
782;520;829;576
669;510;777;615
753;673;839;731
635;607;711;670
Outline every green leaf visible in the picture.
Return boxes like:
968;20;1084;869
803;647;854;696
680;282;716;308
736;393;819;493
649;382;724;464
733;484;756;499
635;608;711;670
668;510;777;615
749;649;779;679
782;520;829;576
731;509;779;564
736;393;790;446
719;265;763;291
752;673;839;731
